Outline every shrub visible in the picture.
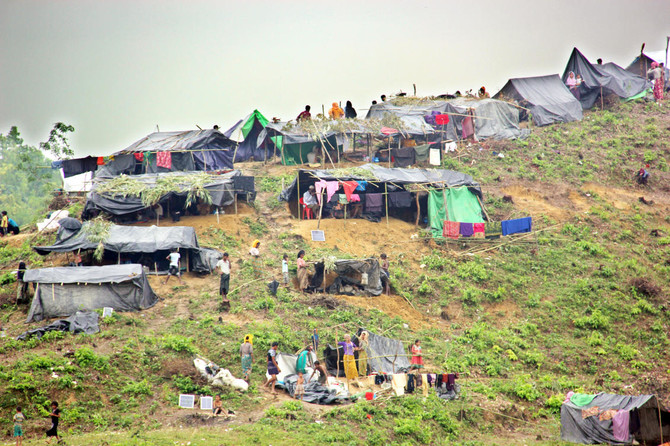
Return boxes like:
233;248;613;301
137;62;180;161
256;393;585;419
74;346;109;371
457;262;490;283
545;394;564;413
574;310;610;331
122;379;153;396
161;335;197;354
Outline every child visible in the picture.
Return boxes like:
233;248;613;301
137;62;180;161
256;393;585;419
45;401;60;444
380;253;390;295
212;395;224;416
281;254;289;287
295;373;305;401
13;407;25;446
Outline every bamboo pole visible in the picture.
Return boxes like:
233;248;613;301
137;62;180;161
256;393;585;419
384;183;389;228
297;175;302;221
657;395;664;445
415;191;421;228
316;188;325;230
475;194;491;222
387;137;391;168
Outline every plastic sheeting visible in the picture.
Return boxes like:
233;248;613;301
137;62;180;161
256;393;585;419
280;164;482;202
327;259;383;296
224;110;277;162
356;328;411;374
494;75;583;126
17;311;100;340
23;264;158;322
560;393;670;445
111;129;235;172
83;171;242;218
442;98;528;140
427;188;485;237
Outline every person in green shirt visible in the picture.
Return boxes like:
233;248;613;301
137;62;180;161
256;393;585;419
13;407;25;446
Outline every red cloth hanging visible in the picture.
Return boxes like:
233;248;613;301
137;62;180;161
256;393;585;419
443;221;460;240
341;181;358;201
96;156;105;165
156;151;172;169
435;114;450;125
134;153;144;162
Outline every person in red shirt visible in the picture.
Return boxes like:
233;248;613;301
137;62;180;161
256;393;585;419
296;105;311;122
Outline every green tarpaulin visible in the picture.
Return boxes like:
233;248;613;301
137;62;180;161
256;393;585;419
414;144;430;162
569;393;596;407
241;110;269;138
428;188;484;237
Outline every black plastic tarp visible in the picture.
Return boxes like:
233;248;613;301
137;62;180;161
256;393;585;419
494;74;583;126
327;259;383;296
107;129;235;173
34;223;219;274
23;264;158;322
280;164;481;202
560;393;670;445
562;48;651;109
356;328;410;374
83;171;242;218
17;311;100;340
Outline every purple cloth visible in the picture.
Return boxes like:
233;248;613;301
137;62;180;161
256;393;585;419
337;341;354;356
460;223;474;237
364;193;383;213
612;410;630;442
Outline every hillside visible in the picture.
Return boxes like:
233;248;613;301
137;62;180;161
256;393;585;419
0;100;669;446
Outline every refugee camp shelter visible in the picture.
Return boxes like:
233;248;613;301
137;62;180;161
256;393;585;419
306;258;383;296
626;50;669;78
223;110;277;162
265;121;341;166
98;129;236;176
23;264;158;323
82;170;254;221
34;223;220;273
494;75;583;126
323;328;410;377
279;164;485;237
561;393;670;445
562;48;651;109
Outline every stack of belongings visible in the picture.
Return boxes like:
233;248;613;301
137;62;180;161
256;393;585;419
443;217;532;240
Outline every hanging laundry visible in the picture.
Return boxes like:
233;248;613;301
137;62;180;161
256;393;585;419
388;191;412;208
501;217;532;236
338;194;348;205
413;144;431;162
462;116;475;139
612;410;630;442
421;374;429;397
355;181;368;191
446;374;457;391
156;151;172;169
391;374;407;396
134;153;144;162
484;221;502;239
96;156;105;165
405;374;415;394
341;181;358;201
365;193;383;214
599;409;617;421
443;221;460;240
349;194;361;203
460;222;474;237
473;222;485;238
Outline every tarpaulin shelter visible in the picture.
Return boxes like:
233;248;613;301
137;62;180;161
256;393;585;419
223;110;277;162
98;129;235;176
265;122;341;166
365;102;438;136
82;170;252;220
323;328;410;377
23;264;158;323
494;75;583;126
279;164;484;236
34;223;220;274
17;311;100;340
626;50;670;82
561;393;670;445
562;48;651;109
308;259;383;296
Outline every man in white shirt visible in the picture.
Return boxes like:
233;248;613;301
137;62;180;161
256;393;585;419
164;249;183;285
302;185;319;213
216;252;231;300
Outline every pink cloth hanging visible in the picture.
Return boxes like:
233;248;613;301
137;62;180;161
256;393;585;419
349;194;361;202
314;180;327;204
325;181;339;203
462;116;475;139
443;221;460;239
473;222;485;238
341;181;358;201
156;151;172;169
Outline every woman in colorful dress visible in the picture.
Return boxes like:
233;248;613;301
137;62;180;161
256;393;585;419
357;331;370;377
410;339;424;370
296;250;309;292
240;334;253;383
337;333;358;381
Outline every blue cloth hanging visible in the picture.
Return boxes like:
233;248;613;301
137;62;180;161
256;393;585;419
501;217;532;236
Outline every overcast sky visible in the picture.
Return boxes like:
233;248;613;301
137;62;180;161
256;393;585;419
1;0;669;157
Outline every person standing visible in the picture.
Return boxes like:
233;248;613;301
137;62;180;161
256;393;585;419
216;253;231;302
357;331;370;377
328;102;344;119
337;333;358;382
281;254;289;287
310;328;319;352
294;374;305;401
45;401;60;444
648;62;664;102
296;345;312;376
380;253;390;296
240;334;253;383
13;407;25;446
264;342;281;395
410;339;424;371
16;262;28;304
296;105;311;122
344;101;357;119
1;211;8;237
164;249;183;285
297;250;309;292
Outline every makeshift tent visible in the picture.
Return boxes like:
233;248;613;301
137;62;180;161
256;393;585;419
23;264;158;323
561;393;670;445
308;259;383;296
99;129;235;176
279;164;484;235
323;329;410;377
494;75;583;126
82;170;251;219
265;122;341;166
17;311;99;340
365;102;438;136
223;110;277;162
265;352;344;404
626;50;670;85
562;48;651;109
34;223;220;274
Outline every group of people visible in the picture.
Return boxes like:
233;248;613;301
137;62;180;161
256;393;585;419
565;71;584;99
253;332;425;398
296;101;358;122
10;401;60;445
647;61;666;102
1;211;20;237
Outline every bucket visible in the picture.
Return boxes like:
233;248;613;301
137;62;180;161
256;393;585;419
365;392;374;401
